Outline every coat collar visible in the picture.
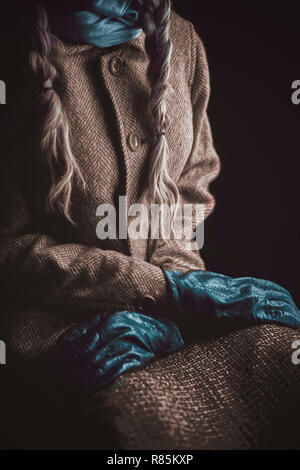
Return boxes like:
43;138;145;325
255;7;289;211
128;29;146;54
57;30;146;57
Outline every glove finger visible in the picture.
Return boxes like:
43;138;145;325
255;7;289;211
59;315;141;370
255;299;300;328
82;348;148;388
89;341;133;366
180;270;296;306
90;345;155;387
105;311;184;351
60;314;103;344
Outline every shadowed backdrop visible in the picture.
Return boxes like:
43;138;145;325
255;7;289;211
174;0;300;305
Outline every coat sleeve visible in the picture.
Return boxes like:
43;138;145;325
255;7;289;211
0;166;168;318
149;24;221;272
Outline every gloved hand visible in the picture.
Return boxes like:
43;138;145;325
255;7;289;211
164;270;300;329
58;310;184;390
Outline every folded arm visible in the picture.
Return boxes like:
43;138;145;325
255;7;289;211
0;172;168;318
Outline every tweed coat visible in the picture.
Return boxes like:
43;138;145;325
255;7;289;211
0;12;220;358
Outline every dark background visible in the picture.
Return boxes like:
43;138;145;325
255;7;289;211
174;0;300;305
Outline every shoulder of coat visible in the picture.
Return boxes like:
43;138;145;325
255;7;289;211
170;11;196;48
169;11;202;81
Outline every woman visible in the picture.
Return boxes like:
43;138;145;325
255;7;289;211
0;0;299;392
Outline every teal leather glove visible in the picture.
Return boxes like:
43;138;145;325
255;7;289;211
58;310;184;390
164;270;300;329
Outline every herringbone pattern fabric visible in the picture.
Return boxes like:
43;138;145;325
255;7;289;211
0;13;220;358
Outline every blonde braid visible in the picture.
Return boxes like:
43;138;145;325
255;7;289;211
29;4;85;224
141;0;180;231
30;1;178;232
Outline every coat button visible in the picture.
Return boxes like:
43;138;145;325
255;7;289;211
109;56;123;75
127;133;140;152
